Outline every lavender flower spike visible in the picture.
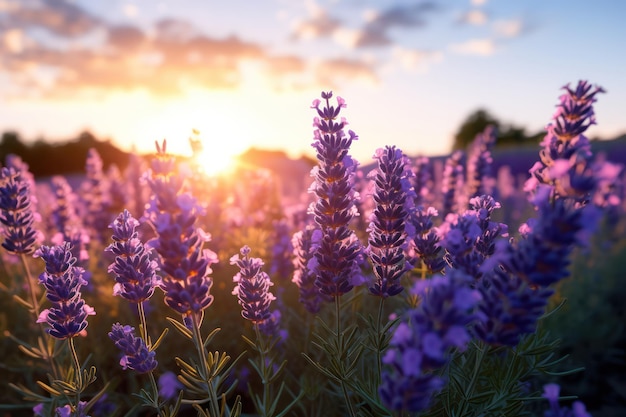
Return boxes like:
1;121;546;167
231;245;276;324
309;91;363;297
367;146;413;298
35;242;95;339
0;167;39;255
109;323;158;374
106;210;160;303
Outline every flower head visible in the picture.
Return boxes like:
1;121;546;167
106;210;161;303
109;323;157;374
35;242;95;339
367;146;413;298
231;245;276;324
309;91;363;297
0;167;39;254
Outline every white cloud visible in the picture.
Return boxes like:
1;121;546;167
123;3;139;18
449;38;496;56
493;19;524;38
471;0;487;6
392;46;443;72
459;9;488;26
3;29;24;53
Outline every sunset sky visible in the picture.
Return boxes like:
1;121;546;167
1;0;625;165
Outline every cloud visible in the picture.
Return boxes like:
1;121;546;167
391;46;443;72
3;0;102;37
291;4;342;40
352;1;439;48
493;18;525;38
315;57;378;87
470;0;487;6
457;9;488;26
449;38;496;56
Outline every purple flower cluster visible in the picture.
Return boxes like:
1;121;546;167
291;226;328;314
35;242;95;339
106;209;160;303
380;270;482;412
145;140;216;319
0;167;39;255
440;195;507;279
50;176;89;263
441;150;465;216
366;146;413;298
466;125;497;199
109;323;157;373
412;156;433;208
526;81;604;202
476;81;610;346
309;91;363;297
410;206;446;274
231;245;276;324
82;148;111;241
543;384;592;417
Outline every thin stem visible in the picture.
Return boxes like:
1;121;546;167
21;254;61;379
375;296;385;385
138;302;165;416
68;337;82;404
254;323;270;417
191;313;220;417
137;302;149;345
335;296;357;417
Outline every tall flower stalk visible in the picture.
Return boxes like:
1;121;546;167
231;245;300;417
145;140;240;416
34;242;102;415
306;91;364;417
106;209;175;415
366;146;413;383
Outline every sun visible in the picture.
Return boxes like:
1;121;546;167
190;130;242;177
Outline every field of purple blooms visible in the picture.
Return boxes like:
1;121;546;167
1;81;625;417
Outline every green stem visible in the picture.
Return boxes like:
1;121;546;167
137;302;149;345
68;337;82;404
335;296;357;417
254;323;270;417
191;313;220;417
21;254;61;379
138;303;165;416
375;297;385;385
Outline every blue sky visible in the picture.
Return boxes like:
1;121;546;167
1;0;625;165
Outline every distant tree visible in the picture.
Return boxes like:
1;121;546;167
452;109;543;151
0;131;28;163
453;109;500;151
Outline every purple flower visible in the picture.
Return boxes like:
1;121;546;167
231;245;276;324
309;91;363;297
145;140;215;319
366;146;413;298
380;270;481;412
410;206;446;274
542;384;592;417
81;148;111;242
159;371;183;400
35;242;95;339
0;167;39;255
291;226;328;314
109;323;157;374
466;125;497;199
441;150;465;216
106;210;161;303
55;401;90;417
412;156;433;208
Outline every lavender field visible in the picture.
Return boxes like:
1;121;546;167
1;81;625;417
